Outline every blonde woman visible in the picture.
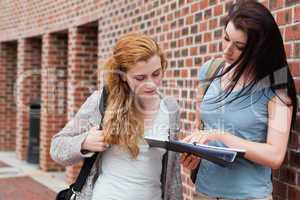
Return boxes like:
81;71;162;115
50;33;183;200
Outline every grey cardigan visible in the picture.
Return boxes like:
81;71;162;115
50;88;183;200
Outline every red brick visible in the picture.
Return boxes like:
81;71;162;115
286;0;300;6
204;32;211;42
209;19;218;30
289;61;300;80
200;0;208;9
273;179;288;199
181;69;188;78
214;5;223;16
188;112;195;121
295;79;300;93
295;6;300;23
209;43;218;53
289;150;300;168
185;58;193;67
286;24;300;41
295;43;300;58
269;0;284;10
288;186;300;200
276;9;292;25
284;44;292;58
186;15;193;25
288;131;300;150
191;2;200;13
200;22;207;32
190;47;197;56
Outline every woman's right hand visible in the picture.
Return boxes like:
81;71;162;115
81;126;110;152
180;132;202;170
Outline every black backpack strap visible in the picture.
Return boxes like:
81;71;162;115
72;87;108;193
98;87;108;122
161;148;168;199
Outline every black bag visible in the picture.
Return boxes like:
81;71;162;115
55;183;76;200
55;87;108;200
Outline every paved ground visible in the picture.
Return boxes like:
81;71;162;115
0;152;68;200
0;176;56;200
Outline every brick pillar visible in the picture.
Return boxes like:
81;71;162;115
0;42;17;151
67;24;98;183
0;44;5;151
40;33;68;171
16;38;42;161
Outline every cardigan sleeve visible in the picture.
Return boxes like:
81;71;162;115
50;89;103;166
163;96;183;200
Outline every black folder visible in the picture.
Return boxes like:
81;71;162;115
145;137;246;167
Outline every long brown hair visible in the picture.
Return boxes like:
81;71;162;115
206;0;297;128
102;32;167;158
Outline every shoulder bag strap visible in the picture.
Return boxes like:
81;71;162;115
72;87;108;193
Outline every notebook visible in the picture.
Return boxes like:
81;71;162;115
144;137;246;167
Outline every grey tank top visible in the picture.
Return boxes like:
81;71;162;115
92;100;169;200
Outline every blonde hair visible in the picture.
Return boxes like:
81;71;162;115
102;32;167;158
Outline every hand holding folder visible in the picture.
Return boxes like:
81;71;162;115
145;137;246;167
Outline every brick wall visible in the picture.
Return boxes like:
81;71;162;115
16;38;42;160
0;42;17;151
66;24;98;183
40;32;68;171
0;0;299;199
